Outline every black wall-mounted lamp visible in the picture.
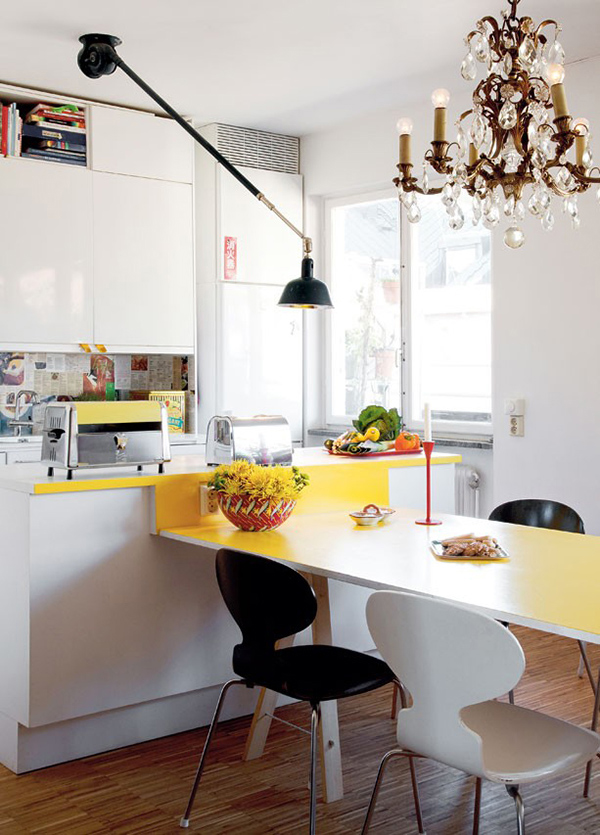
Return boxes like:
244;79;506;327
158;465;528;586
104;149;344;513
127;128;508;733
77;34;333;309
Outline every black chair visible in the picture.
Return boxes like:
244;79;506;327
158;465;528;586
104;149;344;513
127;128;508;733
489;498;585;534
488;499;594;693
179;548;396;833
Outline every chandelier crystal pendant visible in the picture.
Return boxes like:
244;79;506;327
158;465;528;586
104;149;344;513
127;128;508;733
394;0;600;248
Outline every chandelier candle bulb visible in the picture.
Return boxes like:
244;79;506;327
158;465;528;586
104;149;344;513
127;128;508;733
397;117;413;165
399;134;411;165
469;143;478;166
573;119;590;167
546;64;569;119
431;89;450;142
433;108;447;143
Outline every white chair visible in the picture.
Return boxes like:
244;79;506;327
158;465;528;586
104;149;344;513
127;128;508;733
363;591;600;835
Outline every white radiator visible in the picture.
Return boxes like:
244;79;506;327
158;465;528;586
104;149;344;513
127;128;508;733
455;465;481;517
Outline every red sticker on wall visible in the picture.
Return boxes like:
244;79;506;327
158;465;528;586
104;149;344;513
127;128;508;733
224;236;237;280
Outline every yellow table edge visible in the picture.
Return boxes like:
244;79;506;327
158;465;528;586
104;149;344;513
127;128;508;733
31;453;462;495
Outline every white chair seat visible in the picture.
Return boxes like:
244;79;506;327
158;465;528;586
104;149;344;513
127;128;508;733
462;700;599;785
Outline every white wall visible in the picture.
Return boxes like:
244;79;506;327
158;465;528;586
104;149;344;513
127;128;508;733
492;56;600;534
300;55;600;527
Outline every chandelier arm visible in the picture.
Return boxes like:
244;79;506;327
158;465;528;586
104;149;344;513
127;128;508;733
572;171;600;185
534;19;560;39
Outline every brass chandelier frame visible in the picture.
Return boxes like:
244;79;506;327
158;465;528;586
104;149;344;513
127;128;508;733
394;0;600;204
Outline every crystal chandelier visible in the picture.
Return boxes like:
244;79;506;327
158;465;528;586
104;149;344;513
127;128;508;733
394;0;600;248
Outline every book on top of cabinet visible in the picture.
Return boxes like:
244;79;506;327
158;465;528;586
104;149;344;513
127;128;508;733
1;99;87;167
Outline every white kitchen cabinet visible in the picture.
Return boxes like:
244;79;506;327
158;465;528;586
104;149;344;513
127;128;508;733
219;282;303;440
0;158;94;350
5;447;41;465
92;172;195;352
90;106;193;184
218;166;303;284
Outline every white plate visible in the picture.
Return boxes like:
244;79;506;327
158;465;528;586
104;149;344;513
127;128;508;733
431;540;509;561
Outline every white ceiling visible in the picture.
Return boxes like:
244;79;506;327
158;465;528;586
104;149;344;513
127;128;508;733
0;0;599;136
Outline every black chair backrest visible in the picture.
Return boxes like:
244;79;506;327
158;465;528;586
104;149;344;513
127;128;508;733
216;549;317;649
489;499;585;534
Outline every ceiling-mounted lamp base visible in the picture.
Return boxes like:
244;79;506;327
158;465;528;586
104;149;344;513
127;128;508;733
78;34;122;78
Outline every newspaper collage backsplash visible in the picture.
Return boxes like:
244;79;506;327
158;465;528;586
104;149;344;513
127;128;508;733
0;352;195;435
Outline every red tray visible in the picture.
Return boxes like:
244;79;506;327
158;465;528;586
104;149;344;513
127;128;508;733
325;447;423;458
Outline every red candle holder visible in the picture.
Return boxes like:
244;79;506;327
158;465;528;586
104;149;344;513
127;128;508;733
415;440;442;526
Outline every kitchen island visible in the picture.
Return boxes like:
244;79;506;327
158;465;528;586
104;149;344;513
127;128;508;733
0;448;459;772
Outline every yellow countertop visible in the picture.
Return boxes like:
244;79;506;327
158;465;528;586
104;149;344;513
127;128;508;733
160;508;600;644
0;447;460;496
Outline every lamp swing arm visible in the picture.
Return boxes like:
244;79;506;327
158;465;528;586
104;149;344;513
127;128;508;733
77;35;311;256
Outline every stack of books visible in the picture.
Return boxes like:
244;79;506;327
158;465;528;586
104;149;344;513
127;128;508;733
20;103;87;167
0;103;23;157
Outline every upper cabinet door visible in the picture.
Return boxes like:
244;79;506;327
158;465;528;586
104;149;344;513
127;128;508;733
92;172;195;352
218;167;303;284
0;158;94;347
90;106;193;184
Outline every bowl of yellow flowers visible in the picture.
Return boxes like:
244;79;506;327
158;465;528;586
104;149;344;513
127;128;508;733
208;460;310;531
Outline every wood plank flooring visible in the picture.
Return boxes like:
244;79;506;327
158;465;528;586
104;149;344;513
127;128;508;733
2;627;600;833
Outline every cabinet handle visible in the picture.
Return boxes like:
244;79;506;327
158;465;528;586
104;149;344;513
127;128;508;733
95;344;107;353
79;343;92;353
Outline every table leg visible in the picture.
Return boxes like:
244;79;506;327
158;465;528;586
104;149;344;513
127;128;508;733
243;633;295;761
309;573;344;803
583;664;600;797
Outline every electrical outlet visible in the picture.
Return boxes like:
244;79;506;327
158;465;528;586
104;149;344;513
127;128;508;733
200;484;219;515
509;416;524;437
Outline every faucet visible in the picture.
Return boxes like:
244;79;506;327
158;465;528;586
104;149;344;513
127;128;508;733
9;390;40;437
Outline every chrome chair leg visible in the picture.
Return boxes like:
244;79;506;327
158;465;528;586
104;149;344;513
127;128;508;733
584;665;600;797
180;679;247;828
361;749;426;835
473;777;482;835
309;704;321;835
501;622;516;704
577;640;596;694
506;785;525;835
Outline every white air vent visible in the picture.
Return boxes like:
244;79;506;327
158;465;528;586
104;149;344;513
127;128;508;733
214;124;299;174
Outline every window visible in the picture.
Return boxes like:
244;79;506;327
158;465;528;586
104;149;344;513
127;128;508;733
326;192;401;424
325;189;492;437
405;194;492;434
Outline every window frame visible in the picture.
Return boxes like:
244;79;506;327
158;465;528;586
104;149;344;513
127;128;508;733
401;188;493;438
324;187;401;427
323;185;493;440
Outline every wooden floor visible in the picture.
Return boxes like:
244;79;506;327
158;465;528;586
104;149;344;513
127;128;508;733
2;628;600;834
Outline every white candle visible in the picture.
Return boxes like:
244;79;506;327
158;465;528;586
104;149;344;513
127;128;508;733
423;403;432;442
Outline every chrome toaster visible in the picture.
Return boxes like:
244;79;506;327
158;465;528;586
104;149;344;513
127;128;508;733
41;401;171;479
205;415;293;466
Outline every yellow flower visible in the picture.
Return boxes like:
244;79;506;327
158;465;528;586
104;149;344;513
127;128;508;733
208;461;309;504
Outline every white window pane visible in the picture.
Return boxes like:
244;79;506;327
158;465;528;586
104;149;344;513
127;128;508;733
329;197;401;420
409;195;491;425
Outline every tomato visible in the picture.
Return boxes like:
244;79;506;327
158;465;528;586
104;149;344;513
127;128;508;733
394;431;421;451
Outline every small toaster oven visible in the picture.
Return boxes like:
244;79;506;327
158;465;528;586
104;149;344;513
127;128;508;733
205;415;293;467
41;401;171;479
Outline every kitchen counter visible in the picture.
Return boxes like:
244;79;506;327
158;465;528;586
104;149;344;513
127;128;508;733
0;447;459;495
0;447;459;773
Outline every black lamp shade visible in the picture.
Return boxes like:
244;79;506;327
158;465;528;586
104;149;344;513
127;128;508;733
277;256;333;309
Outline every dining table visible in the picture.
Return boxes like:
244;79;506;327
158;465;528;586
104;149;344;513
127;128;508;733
160;506;600;802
